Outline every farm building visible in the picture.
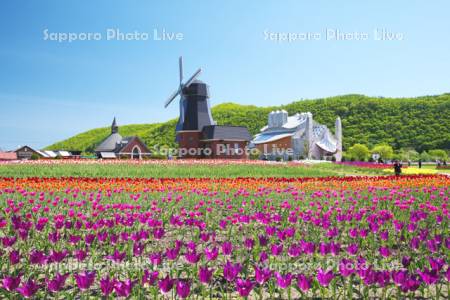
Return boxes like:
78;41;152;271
94;118;151;159
251;110;342;161
14;146;47;160
0;152;17;161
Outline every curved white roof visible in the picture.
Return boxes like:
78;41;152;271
252;132;293;144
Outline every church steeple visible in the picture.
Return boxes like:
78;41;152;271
111;117;118;134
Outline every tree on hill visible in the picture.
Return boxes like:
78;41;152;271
429;149;448;161
346;144;370;161
371;144;394;160
395;148;419;161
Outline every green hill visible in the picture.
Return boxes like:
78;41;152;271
46;94;450;153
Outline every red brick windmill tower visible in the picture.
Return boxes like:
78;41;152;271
164;57;216;157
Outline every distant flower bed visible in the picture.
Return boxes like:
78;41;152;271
0;159;304;167
436;165;450;170
335;161;405;169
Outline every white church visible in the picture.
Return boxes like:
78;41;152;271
251;110;342;161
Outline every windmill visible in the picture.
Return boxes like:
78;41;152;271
164;57;215;134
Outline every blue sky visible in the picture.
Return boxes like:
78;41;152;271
1;0;449;150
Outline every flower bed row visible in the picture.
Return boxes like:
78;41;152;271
0;175;448;299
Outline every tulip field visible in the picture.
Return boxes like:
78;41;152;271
0;162;449;298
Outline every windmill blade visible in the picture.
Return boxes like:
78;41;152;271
164;88;181;108
179;56;183;85
183;68;202;88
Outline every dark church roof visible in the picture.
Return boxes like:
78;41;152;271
201;125;252;141
95;133;123;152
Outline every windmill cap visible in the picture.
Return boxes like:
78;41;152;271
183;80;209;97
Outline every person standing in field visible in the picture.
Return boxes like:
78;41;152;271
394;160;402;176
418;159;422;168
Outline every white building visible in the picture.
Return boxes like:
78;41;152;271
251;110;342;161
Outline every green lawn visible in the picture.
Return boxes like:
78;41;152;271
0;162;387;178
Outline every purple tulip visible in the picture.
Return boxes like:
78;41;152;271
153;228;165;239
349;228;358;238
319;242;330;255
48;231;60;243
288;244;301;257
149;252;162;265
266;226;276;236
199;232;210;242
297;274;312;291
410;237;420;249
199;266;214;284
9;250;20;265
359;229;368;238
236;278;253;297
200;247;215;261
29;250;47;265
258;235;268;246
347;243;358;255
100;276;115;296
176;280;191;298
376;271;391;287
46;273;69;293
185;250;201;264
259;251;268;262
49;250;68;263
186;240;197;251
2;236;17;247
114;279;135;297
106;249;126;263
270;243;283;256
221;242;233;255
74;249;87;262
16;279;39;298
392;270;408;286
401;256;411;267
244;238;255;250
2;274;21;292
275;272;292;288
254;266;272;285
428;257;445;272
158;275;174;294
74;271;96;290
417;268;439;285
142;270;159;286
166;247;180;260
339;258;355;277
97;231;108;242
360;267;377;285
133;242;144;256
301;240;315;254
223;261;242;282
330;242;341;256
68;235;81;244
402;275;420;292
379;246;390;257
426;239;438;253
84;233;95;245
317;269;335;287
